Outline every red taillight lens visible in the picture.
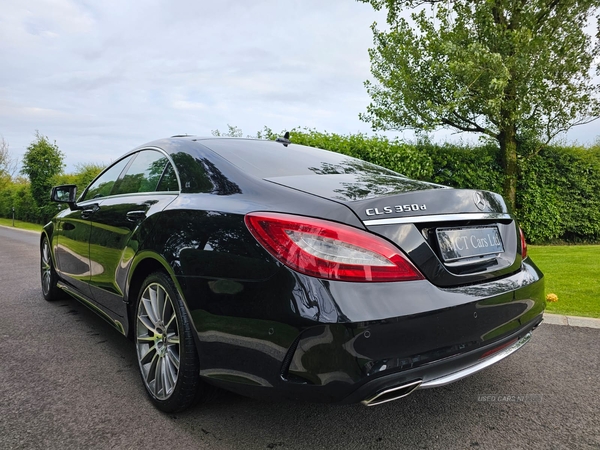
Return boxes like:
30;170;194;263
245;212;424;282
519;227;528;259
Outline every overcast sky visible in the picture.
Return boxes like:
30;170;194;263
2;0;599;173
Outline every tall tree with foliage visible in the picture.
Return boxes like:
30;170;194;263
0;136;18;189
358;0;600;209
21;131;65;219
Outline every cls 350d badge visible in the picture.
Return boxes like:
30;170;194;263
366;204;427;216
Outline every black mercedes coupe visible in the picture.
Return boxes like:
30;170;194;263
41;136;545;412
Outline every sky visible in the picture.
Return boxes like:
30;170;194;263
1;0;599;173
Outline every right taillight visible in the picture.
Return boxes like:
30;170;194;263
245;212;424;283
519;227;528;259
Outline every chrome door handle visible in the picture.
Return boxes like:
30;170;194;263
126;211;146;222
80;203;100;219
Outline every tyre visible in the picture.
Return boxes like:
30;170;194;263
40;236;64;302
134;271;204;412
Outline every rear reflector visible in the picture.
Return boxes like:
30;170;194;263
479;338;518;359
245;212;424;282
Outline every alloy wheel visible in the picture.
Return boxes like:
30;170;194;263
136;282;181;400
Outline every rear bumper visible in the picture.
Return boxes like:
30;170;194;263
202;314;543;405
191;259;545;404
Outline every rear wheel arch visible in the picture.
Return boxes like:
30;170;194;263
126;253;188;339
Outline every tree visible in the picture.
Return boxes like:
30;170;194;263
358;0;600;209
211;124;244;137
54;162;106;200
21;131;65;219
0;136;18;189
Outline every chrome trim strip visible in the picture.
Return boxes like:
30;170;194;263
419;332;532;389
363;213;512;226
362;379;423;407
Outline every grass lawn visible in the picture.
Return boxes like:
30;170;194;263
528;245;600;318
0;218;42;232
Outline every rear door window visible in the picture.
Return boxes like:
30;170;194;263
156;162;179;192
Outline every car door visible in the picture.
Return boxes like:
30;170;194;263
87;149;180;317
54;155;134;299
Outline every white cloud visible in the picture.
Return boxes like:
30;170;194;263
0;0;598;172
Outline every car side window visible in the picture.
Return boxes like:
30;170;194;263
112;150;170;195
156;162;179;192
82;155;134;201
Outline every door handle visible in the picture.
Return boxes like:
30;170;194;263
126;211;147;222
80;203;100;219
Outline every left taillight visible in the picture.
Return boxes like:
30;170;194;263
519;227;528;259
244;212;424;282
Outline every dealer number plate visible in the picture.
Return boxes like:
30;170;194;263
436;226;504;262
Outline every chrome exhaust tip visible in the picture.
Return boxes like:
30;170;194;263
361;380;422;407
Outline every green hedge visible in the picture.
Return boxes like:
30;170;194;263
517;146;600;243
0;180;44;224
284;128;600;243
0;163;104;226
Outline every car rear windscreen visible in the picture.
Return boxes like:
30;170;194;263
200;139;400;179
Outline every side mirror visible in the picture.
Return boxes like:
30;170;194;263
51;185;78;210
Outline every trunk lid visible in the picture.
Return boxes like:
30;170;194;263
266;173;523;287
